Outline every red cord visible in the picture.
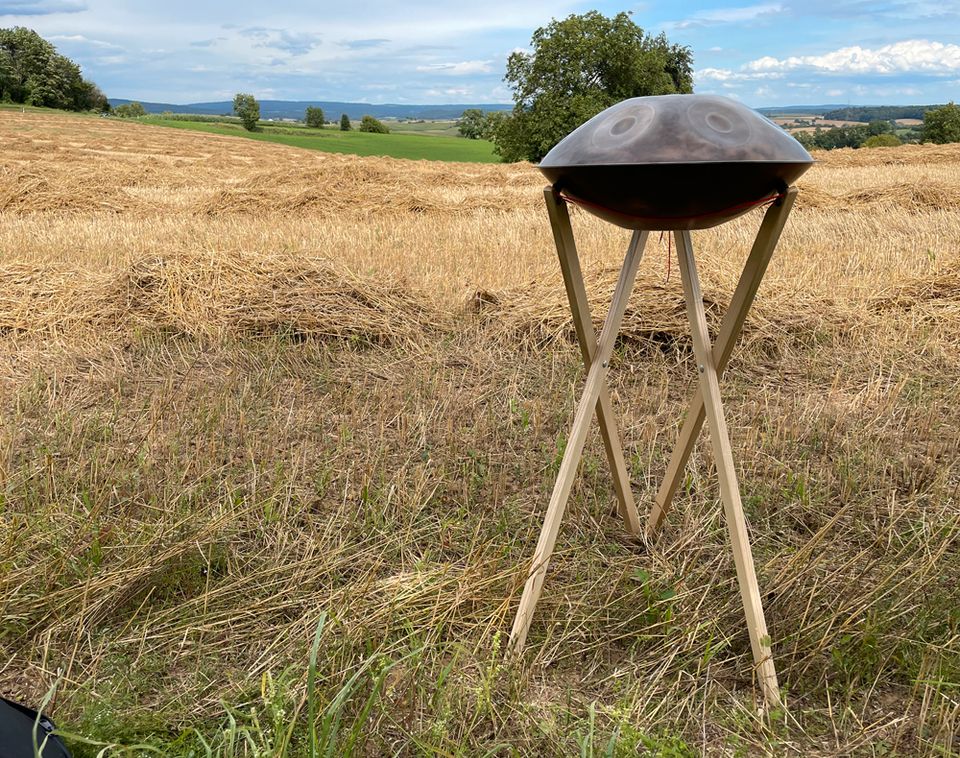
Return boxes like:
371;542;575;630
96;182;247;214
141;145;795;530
667;233;671;284
659;231;672;284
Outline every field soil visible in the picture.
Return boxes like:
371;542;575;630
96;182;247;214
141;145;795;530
1;110;959;755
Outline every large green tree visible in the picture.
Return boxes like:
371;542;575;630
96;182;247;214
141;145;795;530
305;106;324;128
0;26;107;111
457;108;485;139
233;93;260;131
923;102;960;144
493;11;693;162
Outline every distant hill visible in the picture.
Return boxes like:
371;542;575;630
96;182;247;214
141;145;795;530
108;99;513;121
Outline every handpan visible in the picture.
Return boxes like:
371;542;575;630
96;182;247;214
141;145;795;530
538;94;813;230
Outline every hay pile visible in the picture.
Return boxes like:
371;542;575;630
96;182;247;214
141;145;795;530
0;165;142;214
845;180;960;212
793;179;960;213
794;183;839;210
194;161;542;217
871;258;960;311
468;266;849;352
0;252;441;345
813;142;960;167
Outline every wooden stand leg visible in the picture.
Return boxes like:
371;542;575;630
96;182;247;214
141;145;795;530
544;188;642;537
509;229;648;653
649;189;797;533
674;229;781;708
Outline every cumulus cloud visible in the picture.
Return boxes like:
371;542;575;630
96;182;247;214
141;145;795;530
0;0;85;15
415;60;492;75
744;39;960;74
697;38;960;94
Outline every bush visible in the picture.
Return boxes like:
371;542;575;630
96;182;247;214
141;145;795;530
481;111;507;141
233;93;259;131
457;109;484;139
923;102;960;144
305;106;324;128
359;115;389;134
340;113;351;131
863;134;902;148
114;101;146;118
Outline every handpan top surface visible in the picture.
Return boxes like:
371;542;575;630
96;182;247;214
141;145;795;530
538;94;813;230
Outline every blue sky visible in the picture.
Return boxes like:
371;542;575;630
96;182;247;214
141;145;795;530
2;0;959;106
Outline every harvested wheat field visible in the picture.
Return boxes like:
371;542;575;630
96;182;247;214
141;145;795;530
1;109;959;756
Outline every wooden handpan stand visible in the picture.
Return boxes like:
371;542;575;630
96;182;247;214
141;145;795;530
509;184;798;708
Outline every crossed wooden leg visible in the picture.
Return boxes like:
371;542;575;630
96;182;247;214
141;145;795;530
509;203;648;652
648;188;797;532
544;188;643;537
672;224;784;708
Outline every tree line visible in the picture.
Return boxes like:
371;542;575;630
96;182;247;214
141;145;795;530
794;103;960;150
0;27;107;111
822;105;942;122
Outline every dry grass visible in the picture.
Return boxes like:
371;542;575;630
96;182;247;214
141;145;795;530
1;110;958;756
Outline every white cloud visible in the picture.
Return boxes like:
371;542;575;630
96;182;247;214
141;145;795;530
696;67;736;81
698;38;960;102
666;3;782;29
415;60;492;75
49;33;122;49
695;67;784;82
744;39;960;74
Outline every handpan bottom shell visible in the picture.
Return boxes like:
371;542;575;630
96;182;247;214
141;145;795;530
540;161;810;230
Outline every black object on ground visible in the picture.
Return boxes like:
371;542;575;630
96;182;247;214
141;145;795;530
0;695;72;758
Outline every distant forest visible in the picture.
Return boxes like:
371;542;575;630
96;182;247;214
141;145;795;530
822;105;943;122
0;27;107;112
